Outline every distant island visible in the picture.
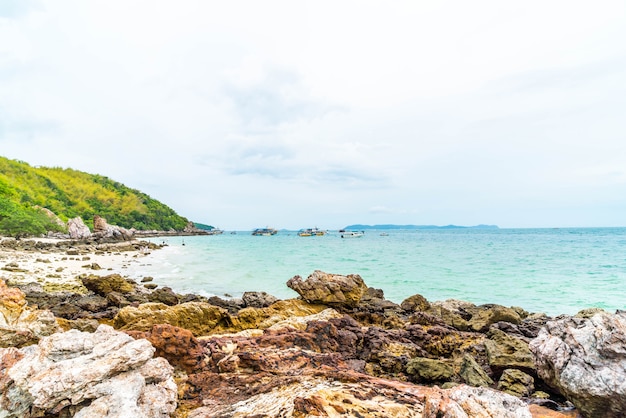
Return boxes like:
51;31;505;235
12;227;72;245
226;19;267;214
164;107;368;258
343;224;499;230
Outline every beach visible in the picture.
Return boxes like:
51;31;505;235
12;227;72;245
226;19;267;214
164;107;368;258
0;237;159;293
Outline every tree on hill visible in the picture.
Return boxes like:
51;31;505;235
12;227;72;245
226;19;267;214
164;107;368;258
0;156;190;236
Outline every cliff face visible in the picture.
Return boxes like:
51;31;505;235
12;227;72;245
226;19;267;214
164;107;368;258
0;156;189;235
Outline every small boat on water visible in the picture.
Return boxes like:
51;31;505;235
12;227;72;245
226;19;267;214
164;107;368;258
339;230;364;238
252;227;278;236
297;227;326;237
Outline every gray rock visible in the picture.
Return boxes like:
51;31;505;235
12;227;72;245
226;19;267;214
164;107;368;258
242;291;279;308
530;311;626;418
67;216;91;240
0;324;177;417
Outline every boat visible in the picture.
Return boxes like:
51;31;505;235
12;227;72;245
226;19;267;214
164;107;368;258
339;230;364;238
251;227;278;236
297;227;326;237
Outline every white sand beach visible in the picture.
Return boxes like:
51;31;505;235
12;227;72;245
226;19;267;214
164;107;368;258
0;237;156;292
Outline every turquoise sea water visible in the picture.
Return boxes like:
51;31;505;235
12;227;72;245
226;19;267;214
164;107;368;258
126;228;626;316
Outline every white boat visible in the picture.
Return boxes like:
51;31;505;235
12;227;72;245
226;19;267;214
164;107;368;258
252;227;278;236
339;230;364;238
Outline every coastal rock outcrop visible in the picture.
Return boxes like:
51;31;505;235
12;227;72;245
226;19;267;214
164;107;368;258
530;310;626;418
187;377;534;417
67;217;91;240
113;302;230;335
93;215;134;241
286;270;368;308
0;324;177;417
0;280;60;348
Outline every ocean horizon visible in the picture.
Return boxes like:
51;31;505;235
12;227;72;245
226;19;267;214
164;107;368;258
126;227;626;317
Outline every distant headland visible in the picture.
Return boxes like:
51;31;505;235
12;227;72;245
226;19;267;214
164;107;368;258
343;224;499;230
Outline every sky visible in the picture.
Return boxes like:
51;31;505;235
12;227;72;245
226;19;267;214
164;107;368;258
1;1;625;230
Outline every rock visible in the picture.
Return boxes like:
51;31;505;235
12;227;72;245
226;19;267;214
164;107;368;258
286;270;368;308
401;293;431;312
34;206;66;228
56;318;100;333
187;376;534;418
93;215;134;241
147;287;179;306
427;304;470;331
126;324;208;375
242;291;279;308
67;216;91;239
459;353;494;387
206;296;244;314
530;311;626;418
405;357;455;383
113;302;230;336
231;299;328;332
497;368;535;397
484;328;535;375
468;304;523;332
0;324;177;417
81;274;135;295
0;280;60;348
266;308;342;331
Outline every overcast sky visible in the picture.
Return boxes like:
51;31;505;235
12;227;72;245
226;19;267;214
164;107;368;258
1;1;625;230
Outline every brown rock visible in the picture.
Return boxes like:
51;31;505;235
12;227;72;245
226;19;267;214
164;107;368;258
81;274;135;295
113;302;230;336
286;270;368;308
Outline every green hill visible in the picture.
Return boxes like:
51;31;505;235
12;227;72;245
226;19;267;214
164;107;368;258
0;156;189;237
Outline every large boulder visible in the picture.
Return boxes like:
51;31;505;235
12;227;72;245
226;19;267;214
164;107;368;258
0;324;177;417
286;270;368;308
67;216;91;240
530;311;626;418
0;280;60;348
93;215;133;241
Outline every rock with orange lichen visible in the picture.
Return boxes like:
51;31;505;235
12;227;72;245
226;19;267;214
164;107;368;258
0;280;60;348
113;302;230;336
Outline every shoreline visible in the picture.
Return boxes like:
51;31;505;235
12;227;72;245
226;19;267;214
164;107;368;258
1;236;623;417
0;237;160;293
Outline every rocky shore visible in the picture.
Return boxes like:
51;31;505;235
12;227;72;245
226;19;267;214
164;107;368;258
1;239;625;417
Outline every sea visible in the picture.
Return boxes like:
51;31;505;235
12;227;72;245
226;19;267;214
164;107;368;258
125;227;626;317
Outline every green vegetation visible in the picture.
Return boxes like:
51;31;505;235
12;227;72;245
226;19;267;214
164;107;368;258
193;222;216;231
0;156;189;237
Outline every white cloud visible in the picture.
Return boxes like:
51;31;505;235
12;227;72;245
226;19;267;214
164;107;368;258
1;0;626;229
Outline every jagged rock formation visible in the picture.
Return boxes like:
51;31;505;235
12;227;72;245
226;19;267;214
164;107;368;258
67;216;92;240
0;324;177;417
0;267;585;417
93;215;133;240
0;280;60;348
287;270;368;307
530;311;626;418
